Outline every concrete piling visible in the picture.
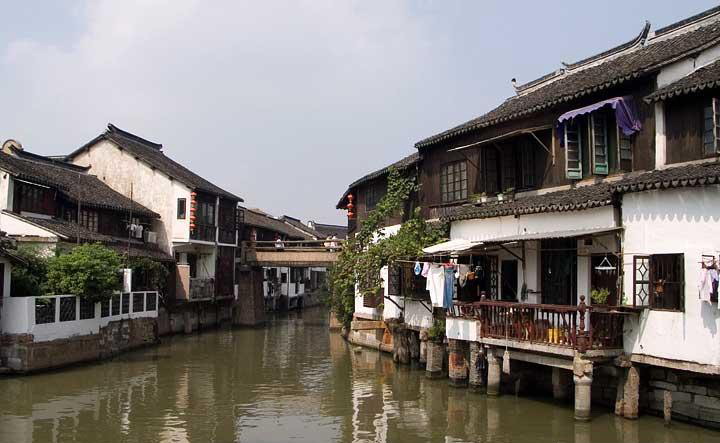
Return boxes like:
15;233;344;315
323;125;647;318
486;347;501;396
573;354;594;421
426;340;445;379
469;342;485;392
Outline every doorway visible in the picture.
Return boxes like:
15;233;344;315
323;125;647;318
590;255;619;305
541;239;577;305
500;260;518;301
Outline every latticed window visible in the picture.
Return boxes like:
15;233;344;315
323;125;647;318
440;161;467;203
633;254;684;311
146;293;157;311
111;294;120;316
101;299;110;318
79;298;95;320
565;120;582;179
121;293;130;314
79;209;99;232
35;298;56;324
133;293;144;313
591;113;609;175
387;265;401;296
60;297;77;322
704;98;720;155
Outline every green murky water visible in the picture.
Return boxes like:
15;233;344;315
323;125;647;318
0;308;718;442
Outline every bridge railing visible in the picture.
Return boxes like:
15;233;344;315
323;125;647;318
243;239;346;252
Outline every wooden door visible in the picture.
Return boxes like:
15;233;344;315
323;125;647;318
541;239;577;305
500;260;518;301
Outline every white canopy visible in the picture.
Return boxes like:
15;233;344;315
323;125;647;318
422;239;480;255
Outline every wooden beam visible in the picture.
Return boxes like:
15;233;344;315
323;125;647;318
351;320;387;331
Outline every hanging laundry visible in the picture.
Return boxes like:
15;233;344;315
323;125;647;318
456;264;471;288
443;267;455;309
421;262;431;278
414;261;422;276
426;265;445;308
699;267;712;301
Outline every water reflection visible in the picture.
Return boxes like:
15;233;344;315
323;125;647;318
0;308;718;443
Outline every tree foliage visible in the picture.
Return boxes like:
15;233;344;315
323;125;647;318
127;256;170;293
10;245;49;297
45;243;123;303
327;168;447;327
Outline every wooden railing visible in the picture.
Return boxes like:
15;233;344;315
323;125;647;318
449;296;625;352
246;239;345;252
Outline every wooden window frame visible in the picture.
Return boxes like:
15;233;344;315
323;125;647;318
703;98;720;156
564;120;583;179
79;209;99;232
633;254;684;311
617;126;634;172
591;113;609;175
440;160;468;203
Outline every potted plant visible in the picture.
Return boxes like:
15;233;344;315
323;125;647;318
591;287;610;306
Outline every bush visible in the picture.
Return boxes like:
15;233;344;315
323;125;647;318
45;243;123;303
10;246;49;297
127;256;169;293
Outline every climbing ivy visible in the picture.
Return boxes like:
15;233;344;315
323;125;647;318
327;168;447;327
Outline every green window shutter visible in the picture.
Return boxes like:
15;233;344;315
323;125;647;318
591;113;609;175
565;121;582;179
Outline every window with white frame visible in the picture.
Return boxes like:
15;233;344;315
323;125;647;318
703;98;720;155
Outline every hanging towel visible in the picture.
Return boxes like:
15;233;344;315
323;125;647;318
426;265;445;308
443;267;455;309
421;262;431;278
414;261;422;276
700;268;713;301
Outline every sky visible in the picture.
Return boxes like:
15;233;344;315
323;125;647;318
0;1;715;224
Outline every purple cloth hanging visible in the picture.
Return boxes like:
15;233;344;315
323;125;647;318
556;96;642;145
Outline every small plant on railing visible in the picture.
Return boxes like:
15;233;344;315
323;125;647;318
591;287;610;305
45;243;123;303
427;317;446;343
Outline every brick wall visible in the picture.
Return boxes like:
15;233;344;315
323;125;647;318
644;367;720;429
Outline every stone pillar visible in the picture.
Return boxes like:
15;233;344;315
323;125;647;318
486;347;501;397
469;342;485;392
614;356;639;420
552;367;571;401
183;310;192;334
663;390;673;425
409;330;420;362
573;354;594;421
419;330;428;365
448;339;468;387
426;340;444;379
392;328;410;365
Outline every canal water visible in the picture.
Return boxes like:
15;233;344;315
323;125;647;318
1;308;718;443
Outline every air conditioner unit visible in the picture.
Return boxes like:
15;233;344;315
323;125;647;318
144;231;158;244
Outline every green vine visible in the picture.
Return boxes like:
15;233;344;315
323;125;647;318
327;168;447;327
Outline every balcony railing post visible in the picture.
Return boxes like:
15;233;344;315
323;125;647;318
577;295;588;353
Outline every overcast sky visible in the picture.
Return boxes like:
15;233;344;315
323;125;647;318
0;1;714;224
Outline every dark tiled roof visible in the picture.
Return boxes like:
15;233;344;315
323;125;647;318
444;161;720;222
644;59;720;102
9;212;173;260
242;208;313;240
443;183;614;222
310;222;348;240
336;152;420;208
0;152;158;218
611;161;720;192
72;124;242;202
12;213;115;242
416;13;720;148
281;216;324;239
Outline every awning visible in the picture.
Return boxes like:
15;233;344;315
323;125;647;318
557;96;642;145
422;239;481;255
479;227;622;245
447;124;553;153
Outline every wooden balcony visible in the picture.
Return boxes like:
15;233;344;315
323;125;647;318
449;297;629;354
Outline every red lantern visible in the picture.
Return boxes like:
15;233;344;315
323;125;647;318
346;194;355;219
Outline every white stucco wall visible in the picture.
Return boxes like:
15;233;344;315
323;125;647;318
404;299;433;329
0;173;13;211
450;206;617;242
0;211;60;239
622;186;720;366
446;318;478;341
656;43;720;87
0;293;159;342
71;140;187;254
